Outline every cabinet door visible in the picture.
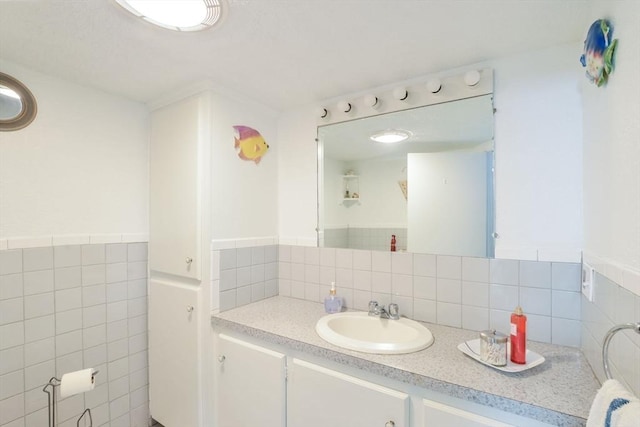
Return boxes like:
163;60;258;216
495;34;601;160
288;358;409;427
149;280;201;427
149;95;203;279
422;399;513;427
216;334;286;427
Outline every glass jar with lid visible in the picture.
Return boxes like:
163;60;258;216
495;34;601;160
479;329;508;366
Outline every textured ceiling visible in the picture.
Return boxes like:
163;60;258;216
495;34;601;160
0;0;590;111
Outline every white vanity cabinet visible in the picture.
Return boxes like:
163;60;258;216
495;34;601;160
288;358;409;427
422;400;512;427
216;334;286;427
212;332;556;427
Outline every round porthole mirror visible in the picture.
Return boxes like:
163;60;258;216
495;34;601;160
0;72;38;131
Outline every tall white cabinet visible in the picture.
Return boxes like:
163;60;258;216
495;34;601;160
149;94;207;279
148;92;212;427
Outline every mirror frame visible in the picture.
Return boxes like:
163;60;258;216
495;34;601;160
0;72;38;131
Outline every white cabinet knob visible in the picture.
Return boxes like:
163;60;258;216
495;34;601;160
218;355;225;363
186;305;194;313
385;422;395;427
185;257;193;264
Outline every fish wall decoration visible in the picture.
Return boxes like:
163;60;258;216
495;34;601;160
233;125;269;164
580;19;618;87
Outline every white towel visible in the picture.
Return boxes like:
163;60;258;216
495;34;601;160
587;379;640;427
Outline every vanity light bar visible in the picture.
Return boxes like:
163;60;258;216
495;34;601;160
318;69;486;120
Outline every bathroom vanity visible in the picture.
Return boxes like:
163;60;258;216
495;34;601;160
211;296;599;427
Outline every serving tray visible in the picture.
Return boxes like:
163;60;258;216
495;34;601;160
457;339;545;373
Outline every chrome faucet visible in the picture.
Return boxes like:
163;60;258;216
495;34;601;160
368;301;400;320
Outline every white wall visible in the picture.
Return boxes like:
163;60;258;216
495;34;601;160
278;44;584;261
491;44;583;262
582;0;640;291
209;92;279;241
584;0;640;270
579;2;640;394
324;157;407;228
276;109;318;245
0;60;149;242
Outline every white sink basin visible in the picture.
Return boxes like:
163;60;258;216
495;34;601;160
315;312;434;354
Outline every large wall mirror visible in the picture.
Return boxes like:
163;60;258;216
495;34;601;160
0;72;38;131
317;94;495;258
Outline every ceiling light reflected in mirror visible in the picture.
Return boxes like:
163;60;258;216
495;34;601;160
370;129;411;144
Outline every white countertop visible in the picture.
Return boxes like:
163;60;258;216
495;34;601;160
211;296;600;427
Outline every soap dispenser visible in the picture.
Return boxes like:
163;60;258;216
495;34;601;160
510;306;527;364
324;282;343;314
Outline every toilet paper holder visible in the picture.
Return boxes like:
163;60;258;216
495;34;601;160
42;370;99;427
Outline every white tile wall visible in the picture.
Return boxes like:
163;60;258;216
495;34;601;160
0;243;149;427
215;244;584;349
271;245;583;347
217;245;279;312
519;261;551;288
55;266;83;289
582;272;640;396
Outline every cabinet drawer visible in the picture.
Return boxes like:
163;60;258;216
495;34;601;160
423;399;512;427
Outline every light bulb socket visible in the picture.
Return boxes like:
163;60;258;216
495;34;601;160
464;70;481;86
393;87;408;101
317;107;329;119
426;79;442;93
337;100;352;113
364;94;380;109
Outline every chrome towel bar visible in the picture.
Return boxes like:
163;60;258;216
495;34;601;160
602;322;640;380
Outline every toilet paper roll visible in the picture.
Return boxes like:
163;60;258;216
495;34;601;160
59;368;97;398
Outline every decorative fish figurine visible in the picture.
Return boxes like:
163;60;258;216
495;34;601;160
233;125;269;164
580;19;618;87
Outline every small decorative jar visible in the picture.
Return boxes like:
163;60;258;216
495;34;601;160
479;330;508;366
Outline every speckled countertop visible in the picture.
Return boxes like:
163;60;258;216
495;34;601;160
211;296;600;427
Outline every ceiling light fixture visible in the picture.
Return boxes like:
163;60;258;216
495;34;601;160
370;130;411;144
115;0;225;32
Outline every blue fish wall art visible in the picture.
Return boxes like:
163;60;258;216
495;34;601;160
580;19;618;87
